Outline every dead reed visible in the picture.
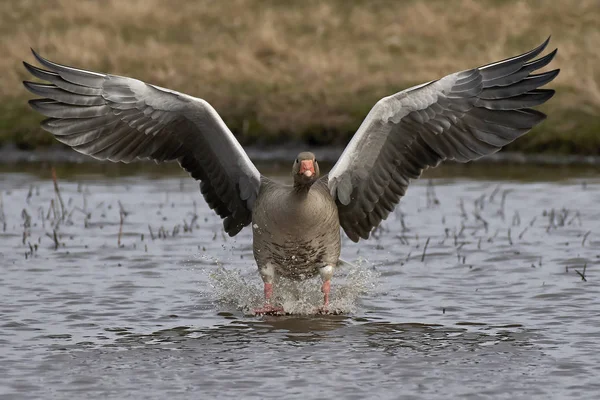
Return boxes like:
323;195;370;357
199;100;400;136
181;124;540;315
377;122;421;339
0;0;599;153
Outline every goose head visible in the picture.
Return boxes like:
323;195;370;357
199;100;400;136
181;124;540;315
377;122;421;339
292;151;320;187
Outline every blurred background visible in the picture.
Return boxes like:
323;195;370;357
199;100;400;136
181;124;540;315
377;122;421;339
1;0;598;155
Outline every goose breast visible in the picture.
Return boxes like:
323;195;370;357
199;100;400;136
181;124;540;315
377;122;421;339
251;181;341;280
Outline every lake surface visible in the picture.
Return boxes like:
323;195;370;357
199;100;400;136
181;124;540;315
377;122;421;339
1;162;599;400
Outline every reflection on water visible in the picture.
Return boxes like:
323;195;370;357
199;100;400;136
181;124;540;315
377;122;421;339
111;315;353;346
0;163;599;400
104;316;529;351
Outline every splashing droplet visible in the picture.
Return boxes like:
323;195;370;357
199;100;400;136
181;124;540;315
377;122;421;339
208;259;379;315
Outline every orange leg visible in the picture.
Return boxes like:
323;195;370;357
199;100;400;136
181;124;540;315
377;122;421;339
254;265;284;315
254;282;284;315
318;265;334;313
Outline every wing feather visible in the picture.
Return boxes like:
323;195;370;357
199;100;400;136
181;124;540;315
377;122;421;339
24;50;261;236
327;38;559;242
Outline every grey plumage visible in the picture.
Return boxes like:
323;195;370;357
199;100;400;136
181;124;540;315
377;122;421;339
24;39;558;299
327;37;559;242
23;49;261;236
252;178;340;280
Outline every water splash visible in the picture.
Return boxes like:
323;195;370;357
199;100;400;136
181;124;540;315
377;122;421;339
208;259;379;315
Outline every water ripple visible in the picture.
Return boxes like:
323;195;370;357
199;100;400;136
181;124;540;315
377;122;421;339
0;169;598;399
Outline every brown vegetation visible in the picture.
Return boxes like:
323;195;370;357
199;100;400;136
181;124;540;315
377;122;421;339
0;0;598;153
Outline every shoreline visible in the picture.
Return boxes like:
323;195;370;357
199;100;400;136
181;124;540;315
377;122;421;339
1;143;599;167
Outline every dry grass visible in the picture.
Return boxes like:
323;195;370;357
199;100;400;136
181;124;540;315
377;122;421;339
1;0;599;153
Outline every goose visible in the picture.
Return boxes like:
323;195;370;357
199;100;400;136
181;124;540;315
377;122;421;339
23;38;559;314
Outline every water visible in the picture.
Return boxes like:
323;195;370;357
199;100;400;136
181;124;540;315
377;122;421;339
1;162;599;399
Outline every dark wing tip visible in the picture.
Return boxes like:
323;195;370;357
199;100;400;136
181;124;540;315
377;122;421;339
517;36;552;62
27;98;42;108
543;35;551;46
31;48;47;64
22;80;38;92
22;61;35;79
345;230;360;243
23;60;56;79
479;37;553;73
529;108;548;122
25;48;106;88
30;48;56;71
27;98;56;114
526;48;558;69
537;36;551;53
542;68;561;84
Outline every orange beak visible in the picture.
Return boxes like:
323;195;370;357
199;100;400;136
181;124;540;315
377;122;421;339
299;160;315;177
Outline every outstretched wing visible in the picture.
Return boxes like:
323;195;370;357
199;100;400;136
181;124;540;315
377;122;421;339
23;50;261;236
327;38;559;242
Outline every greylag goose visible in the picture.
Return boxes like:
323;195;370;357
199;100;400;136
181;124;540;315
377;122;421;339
23;38;559;314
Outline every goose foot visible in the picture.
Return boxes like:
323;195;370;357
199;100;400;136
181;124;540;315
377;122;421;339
254;282;284;315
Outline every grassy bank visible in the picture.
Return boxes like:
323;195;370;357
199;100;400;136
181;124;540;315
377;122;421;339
1;0;599;154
